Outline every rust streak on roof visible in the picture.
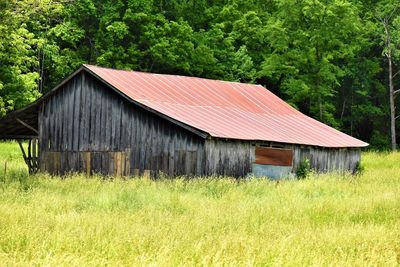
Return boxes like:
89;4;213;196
84;64;368;148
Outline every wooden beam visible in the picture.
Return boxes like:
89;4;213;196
32;139;37;171
0;135;38;140
28;139;32;165
16;118;39;134
17;140;33;173
17;140;28;160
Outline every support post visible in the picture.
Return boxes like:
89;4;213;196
18;140;32;173
17;139;39;174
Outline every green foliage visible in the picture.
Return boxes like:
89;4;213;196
375;0;400;61
0;0;399;149
260;0;362;127
354;160;365;176
296;158;312;179
0;1;40;115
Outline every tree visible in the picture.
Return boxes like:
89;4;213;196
260;0;362;127
0;0;398;150
0;0;41;115
376;2;400;150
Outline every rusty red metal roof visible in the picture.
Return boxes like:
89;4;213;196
84;64;368;148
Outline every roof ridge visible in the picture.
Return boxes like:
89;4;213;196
83;64;261;88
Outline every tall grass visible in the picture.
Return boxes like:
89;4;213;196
0;142;399;266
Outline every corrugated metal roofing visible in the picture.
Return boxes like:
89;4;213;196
84;64;368;148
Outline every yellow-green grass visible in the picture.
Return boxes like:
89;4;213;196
0;142;399;266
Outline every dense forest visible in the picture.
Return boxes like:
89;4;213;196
0;0;399;149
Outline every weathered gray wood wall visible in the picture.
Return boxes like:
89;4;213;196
204;139;254;177
38;71;205;176
204;139;361;177
292;146;361;173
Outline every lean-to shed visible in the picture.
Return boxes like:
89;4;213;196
0;65;368;178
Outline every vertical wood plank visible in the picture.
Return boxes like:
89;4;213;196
72;76;80;150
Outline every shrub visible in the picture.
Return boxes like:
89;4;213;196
296;159;312;179
353;161;365;176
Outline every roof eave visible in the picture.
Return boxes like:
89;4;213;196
207;135;369;148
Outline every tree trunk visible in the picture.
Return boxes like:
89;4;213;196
388;54;396;150
318;95;323;121
384;21;397;150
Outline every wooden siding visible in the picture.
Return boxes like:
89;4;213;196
37;71;361;178
204;139;254;177
204;140;361;177
292;146;361;174
38;71;205;176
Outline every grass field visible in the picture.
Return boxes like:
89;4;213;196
0;142;399;266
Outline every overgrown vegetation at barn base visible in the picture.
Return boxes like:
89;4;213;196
295;158;312;179
0;142;399;265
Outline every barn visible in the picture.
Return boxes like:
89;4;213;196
0;65;368;178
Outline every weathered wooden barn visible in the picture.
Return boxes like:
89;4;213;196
0;65;368;178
